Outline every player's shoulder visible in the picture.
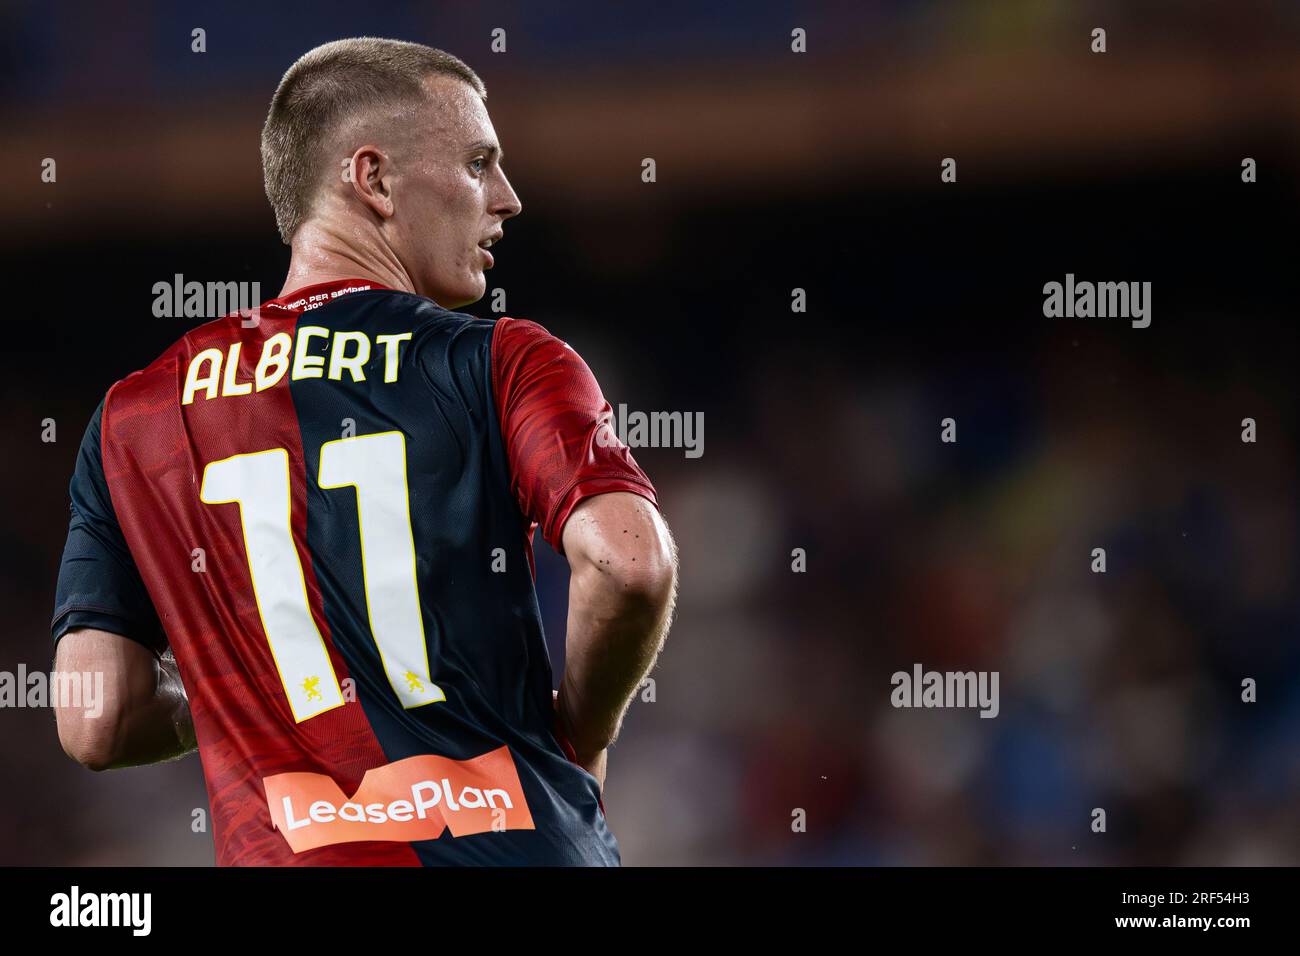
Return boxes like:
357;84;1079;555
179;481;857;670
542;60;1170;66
488;315;572;360
100;288;546;409
103;287;411;386
396;291;497;342
490;315;554;342
100;310;250;412
490;316;589;379
381;298;566;371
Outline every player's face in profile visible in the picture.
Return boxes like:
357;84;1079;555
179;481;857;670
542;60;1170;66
396;75;522;309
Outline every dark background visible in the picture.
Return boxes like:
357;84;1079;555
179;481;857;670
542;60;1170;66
1;0;1296;864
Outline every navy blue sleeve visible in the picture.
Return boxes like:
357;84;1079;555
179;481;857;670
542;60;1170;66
50;398;167;654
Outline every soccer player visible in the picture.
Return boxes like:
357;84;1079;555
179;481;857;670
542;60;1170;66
49;38;677;866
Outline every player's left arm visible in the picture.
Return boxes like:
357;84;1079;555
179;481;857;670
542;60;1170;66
492;317;676;790
54;630;195;771
50;398;196;771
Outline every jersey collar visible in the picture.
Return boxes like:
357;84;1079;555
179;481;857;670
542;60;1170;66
262;278;394;315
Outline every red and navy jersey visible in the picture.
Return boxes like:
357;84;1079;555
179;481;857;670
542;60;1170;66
51;279;657;866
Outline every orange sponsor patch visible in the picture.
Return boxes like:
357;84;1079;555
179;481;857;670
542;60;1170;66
263;746;534;853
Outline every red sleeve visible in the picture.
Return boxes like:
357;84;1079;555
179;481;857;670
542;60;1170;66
491;317;658;553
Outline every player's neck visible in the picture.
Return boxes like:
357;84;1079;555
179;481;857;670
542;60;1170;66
280;218;416;299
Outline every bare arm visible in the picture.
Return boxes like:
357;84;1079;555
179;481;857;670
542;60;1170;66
557;492;677;789
53;628;196;771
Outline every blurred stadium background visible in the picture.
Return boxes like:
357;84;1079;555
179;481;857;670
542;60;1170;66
1;0;1297;864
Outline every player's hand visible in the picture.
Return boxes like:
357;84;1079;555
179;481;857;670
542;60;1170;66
553;689;607;793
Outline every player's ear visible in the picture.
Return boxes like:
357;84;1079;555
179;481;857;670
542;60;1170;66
345;145;395;222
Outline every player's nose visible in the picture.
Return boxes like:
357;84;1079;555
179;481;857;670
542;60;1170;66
493;171;522;221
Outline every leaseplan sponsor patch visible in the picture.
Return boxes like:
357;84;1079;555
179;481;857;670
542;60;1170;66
264;746;534;853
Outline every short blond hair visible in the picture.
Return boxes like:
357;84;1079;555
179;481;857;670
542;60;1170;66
261;37;486;243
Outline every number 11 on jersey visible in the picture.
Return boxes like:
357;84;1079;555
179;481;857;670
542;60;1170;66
201;431;443;723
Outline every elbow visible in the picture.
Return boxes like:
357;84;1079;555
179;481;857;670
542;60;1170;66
56;710;121;772
564;495;679;615
76;752;115;773
61;740;116;773
604;536;677;610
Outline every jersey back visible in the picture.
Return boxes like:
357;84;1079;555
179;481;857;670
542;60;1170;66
52;280;647;866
